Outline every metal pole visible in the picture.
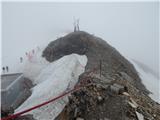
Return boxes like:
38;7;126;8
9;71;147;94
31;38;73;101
100;59;102;78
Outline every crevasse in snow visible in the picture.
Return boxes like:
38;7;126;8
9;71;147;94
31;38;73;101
15;49;87;120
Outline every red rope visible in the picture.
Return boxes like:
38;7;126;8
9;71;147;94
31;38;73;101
1;67;98;120
1;85;82;120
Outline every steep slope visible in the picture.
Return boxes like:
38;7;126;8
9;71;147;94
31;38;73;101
42;31;160;120
131;59;160;103
42;31;148;95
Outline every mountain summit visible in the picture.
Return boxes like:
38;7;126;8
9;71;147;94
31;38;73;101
42;31;160;120
43;31;148;94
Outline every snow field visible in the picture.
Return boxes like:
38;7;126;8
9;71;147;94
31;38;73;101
15;52;87;120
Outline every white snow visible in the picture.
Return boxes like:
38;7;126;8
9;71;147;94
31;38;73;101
15;50;87;120
130;59;160;103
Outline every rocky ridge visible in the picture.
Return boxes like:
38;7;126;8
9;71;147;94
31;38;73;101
42;31;160;120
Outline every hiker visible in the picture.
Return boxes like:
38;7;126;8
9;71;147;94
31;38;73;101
28;52;33;62
32;49;35;54
2;67;5;73
20;57;23;63
25;52;28;56
6;66;9;72
77;19;80;31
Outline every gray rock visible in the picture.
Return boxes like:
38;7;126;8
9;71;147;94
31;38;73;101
76;117;84;120
110;83;125;94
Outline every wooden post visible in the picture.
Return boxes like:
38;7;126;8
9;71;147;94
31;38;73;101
100;59;102;78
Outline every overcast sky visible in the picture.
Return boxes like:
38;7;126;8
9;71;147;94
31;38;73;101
2;2;159;75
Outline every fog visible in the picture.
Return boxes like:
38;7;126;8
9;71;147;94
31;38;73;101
2;2;159;76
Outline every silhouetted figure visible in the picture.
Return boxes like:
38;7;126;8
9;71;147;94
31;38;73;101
74;20;77;32
77;19;80;31
27;52;33;62
32;49;35;54
6;66;9;72
20;57;23;63
73;18;80;32
25;52;28;56
2;67;5;73
74;25;77;32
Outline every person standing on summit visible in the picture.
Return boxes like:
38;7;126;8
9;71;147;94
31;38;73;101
20;57;23;63
2;67;5;73
76;19;80;31
73;18;80;32
6;66;9;72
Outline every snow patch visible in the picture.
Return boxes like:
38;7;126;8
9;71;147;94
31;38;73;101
15;53;87;120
